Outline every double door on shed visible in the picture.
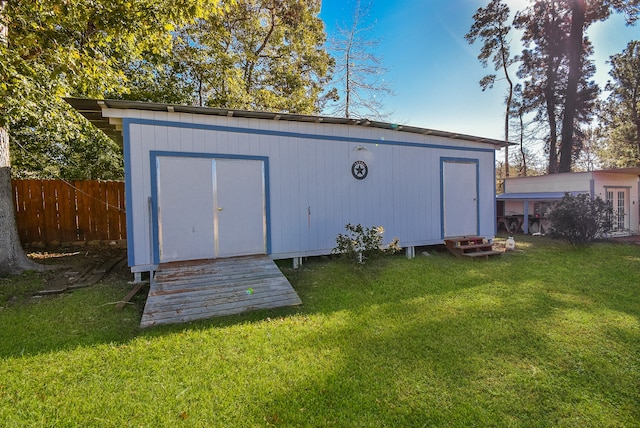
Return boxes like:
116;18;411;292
156;155;266;263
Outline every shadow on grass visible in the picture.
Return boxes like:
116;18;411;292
235;270;640;425
0;274;146;359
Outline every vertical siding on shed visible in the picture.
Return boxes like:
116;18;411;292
118;109;497;270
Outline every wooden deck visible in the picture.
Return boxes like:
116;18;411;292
140;255;302;328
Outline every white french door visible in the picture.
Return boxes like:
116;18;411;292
606;188;629;233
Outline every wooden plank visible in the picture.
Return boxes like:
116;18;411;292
31;180;45;243
113;181;126;241
96;181;108;241
42;180;58;244
56;181;72;242
147;278;298;305
12;180;28;242
462;250;502;258
116;282;145;310
457;243;493;250
142;291;301;325
88;181;100;240
75;181;90;241
153;266;284;286
105;181;116;240
20;180;33;243
70;256;126;288
143;297;301;326
118;181;127;240
69;181;81;242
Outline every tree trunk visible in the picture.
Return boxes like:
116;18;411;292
558;0;586;173
501;39;513;178
633;102;640;156
545;85;559;174
636;115;640;157
0;129;41;275
519;109;527;176
0;0;41;275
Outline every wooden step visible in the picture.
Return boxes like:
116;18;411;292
457;243;493;251
444;236;502;259
462;250;503;259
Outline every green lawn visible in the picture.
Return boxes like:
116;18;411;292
0;237;638;427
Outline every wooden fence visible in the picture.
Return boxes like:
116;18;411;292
12;180;126;244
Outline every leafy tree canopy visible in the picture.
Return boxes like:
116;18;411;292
2;0;334;179
2;0;222;179
598;40;640;167
111;0;335;114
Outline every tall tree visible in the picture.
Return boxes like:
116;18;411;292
327;0;393;119
557;0;639;172
0;0;220;275
516;1;570;173
600;40;640;166
466;0;516;177
515;0;599;173
116;0;335;114
0;0;40;273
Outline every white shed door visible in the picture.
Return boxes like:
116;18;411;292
443;161;478;237
157;157;215;263
157;156;266;263
215;159;266;258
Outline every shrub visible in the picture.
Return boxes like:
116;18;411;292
547;193;613;247
332;224;401;263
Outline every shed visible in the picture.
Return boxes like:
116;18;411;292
67;98;506;277
497;169;640;236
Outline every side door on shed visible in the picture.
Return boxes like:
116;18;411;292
441;158;479;238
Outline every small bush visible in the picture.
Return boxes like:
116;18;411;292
332;223;401;263
547;193;613;247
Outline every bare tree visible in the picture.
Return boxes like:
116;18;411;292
327;0;393;119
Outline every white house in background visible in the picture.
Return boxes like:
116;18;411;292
67;98;506;279
497;169;640;236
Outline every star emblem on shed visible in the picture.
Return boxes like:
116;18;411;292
352;160;368;180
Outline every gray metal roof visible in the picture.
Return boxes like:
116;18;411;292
496;191;586;200
595;167;640;176
65;97;511;149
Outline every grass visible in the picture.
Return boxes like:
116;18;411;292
0;237;638;427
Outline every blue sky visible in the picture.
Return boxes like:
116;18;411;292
319;0;639;142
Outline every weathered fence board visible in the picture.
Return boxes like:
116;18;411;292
12;180;126;245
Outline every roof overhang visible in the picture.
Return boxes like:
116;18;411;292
497;191;586;201
595;167;640;176
65;97;512;149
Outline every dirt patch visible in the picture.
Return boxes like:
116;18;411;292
610;235;640;245
27;245;131;291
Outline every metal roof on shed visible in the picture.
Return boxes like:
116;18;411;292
497;191;585;200
65;97;511;149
